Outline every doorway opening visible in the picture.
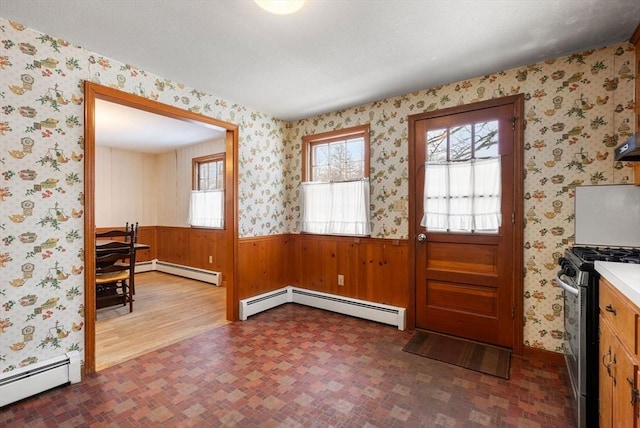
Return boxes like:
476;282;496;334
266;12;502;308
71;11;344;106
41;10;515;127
84;82;239;374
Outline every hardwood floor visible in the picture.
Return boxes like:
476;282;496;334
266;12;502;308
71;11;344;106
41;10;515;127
96;271;228;371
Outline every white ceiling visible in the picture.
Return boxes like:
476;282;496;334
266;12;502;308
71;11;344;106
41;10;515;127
95;99;225;153
3;0;640;124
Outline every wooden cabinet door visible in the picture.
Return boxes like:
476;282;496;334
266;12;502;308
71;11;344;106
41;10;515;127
637;368;640;427
600;316;614;428
612;335;638;428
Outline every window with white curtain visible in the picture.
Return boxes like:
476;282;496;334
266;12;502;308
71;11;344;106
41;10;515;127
422;121;502;232
300;180;371;236
189;153;224;228
422;158;501;231
188;190;224;228
300;124;371;236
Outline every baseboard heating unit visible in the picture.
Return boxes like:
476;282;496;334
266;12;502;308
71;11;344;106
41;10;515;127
239;286;406;330
155;261;221;286
0;351;81;407
134;259;156;274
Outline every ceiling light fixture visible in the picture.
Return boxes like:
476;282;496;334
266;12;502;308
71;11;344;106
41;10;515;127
255;0;305;15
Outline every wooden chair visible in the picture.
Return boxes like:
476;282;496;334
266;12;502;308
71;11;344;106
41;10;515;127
124;221;139;294
95;226;136;312
125;221;139;243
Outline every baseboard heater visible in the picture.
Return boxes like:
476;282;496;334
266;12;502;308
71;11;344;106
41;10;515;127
0;351;81;407
239;286;406;330
134;259;155;274
155;261;221;286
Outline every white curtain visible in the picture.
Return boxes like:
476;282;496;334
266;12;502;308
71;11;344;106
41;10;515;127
188;190;224;228
421;158;501;231
300;180;371;236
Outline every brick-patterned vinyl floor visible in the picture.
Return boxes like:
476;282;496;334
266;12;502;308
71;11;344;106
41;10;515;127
1;304;576;427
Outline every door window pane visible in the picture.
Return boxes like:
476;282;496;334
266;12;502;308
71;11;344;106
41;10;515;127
475;120;499;158
449;124;472;161
423;120;501;233
426;128;447;162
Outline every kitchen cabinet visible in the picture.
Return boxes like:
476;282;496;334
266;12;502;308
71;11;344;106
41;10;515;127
599;277;639;428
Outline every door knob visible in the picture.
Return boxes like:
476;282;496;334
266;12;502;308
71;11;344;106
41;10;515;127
416;233;427;242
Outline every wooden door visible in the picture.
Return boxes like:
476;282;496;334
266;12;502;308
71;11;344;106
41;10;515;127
409;95;523;348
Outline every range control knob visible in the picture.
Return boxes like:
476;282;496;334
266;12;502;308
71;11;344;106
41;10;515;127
558;257;576;277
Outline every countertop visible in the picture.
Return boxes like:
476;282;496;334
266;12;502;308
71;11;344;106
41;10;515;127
595;261;640;307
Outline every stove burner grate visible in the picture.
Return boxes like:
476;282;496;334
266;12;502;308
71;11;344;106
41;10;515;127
571;246;640;264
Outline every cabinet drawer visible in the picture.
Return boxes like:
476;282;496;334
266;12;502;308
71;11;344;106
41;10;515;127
600;278;638;355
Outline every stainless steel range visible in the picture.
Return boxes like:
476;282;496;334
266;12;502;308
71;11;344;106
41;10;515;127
557;184;640;428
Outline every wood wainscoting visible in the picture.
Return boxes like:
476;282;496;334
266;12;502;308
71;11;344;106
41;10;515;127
133;226;155;263
238;234;412;326
155;226;228;281
291;235;410;312
96;225;228;285
238;235;296;300
96;230;410;324
95;225;156;263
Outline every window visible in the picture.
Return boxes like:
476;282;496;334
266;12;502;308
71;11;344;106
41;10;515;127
422;121;501;232
300;125;371;236
189;154;225;228
194;154;224;191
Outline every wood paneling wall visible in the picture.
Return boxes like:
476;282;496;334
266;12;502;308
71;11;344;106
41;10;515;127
238;235;296;300
97;228;411;321
155;226;227;274
94;147;158;227
97;225;228;285
134;226;156;262
237;234;412;324
95;225;156;262
291;235;410;309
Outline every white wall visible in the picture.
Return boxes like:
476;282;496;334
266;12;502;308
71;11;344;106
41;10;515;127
95;138;225;227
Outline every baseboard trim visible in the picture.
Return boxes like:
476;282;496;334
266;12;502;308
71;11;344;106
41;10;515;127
239;286;406;330
135;259;221;286
522;345;565;365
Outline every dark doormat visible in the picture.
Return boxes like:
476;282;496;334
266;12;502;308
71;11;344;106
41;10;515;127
402;330;511;379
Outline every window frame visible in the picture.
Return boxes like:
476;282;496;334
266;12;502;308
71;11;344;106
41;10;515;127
189;153;225;229
423;119;501;233
302;124;370;182
192;153;225;191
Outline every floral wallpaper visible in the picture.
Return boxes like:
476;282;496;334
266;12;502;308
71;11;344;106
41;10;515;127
0;17;288;373
0;15;637;374
284;44;637;351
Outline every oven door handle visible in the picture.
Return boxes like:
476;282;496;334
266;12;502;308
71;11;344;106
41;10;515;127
556;270;579;296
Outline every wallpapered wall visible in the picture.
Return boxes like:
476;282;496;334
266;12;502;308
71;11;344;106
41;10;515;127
284;43;637;351
0;16;636;372
0;18;287;373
